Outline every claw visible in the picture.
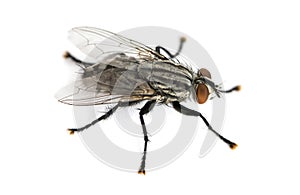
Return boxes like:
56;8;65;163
67;129;75;135
138;170;146;175
180;37;186;42
230;143;238;150
63;51;70;59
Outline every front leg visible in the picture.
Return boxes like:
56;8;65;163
172;101;237;149
155;37;186;59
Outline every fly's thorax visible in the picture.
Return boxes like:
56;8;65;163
128;56;195;103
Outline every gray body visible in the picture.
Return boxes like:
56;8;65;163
57;27;202;106
57;27;239;174
77;53;196;105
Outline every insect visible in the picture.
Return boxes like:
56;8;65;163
57;27;241;175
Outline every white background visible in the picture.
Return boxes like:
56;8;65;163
1;0;299;194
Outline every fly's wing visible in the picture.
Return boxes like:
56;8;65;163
56;78;155;106
56;54;157;106
57;27;166;106
69;26;168;62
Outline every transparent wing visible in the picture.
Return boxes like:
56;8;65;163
56;79;155;106
69;26;167;62
56;54;157;106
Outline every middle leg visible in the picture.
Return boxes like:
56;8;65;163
138;100;156;175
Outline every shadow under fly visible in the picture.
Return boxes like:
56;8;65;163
57;27;241;175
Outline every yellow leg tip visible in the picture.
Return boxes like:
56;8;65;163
63;51;70;59
67;129;75;135
236;85;242;91
230;143;238;150
138;170;146;175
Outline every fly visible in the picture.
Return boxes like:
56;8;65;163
57;27;241;175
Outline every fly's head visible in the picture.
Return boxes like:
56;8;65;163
195;68;241;104
195;68;211;104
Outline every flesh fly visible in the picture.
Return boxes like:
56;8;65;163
57;27;241;175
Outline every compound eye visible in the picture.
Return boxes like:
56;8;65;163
197;83;209;104
199;68;211;79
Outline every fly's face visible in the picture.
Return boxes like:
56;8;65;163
194;67;241;104
195;68;212;104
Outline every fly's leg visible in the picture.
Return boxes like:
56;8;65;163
67;104;119;134
172;101;238;149
155;37;186;59
63;51;93;66
138;100;156;175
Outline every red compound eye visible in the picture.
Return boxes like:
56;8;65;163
197;83;209;104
